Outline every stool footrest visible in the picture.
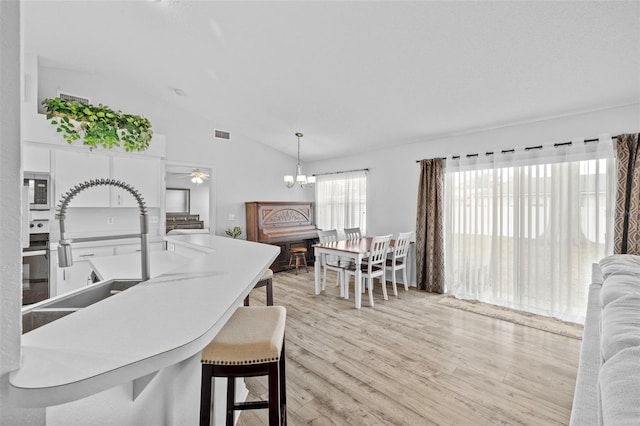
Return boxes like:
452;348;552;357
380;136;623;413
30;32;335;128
234;401;269;411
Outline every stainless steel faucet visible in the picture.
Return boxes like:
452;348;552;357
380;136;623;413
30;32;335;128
55;179;150;282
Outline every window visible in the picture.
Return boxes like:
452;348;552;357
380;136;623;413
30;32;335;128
444;141;614;323
315;171;367;234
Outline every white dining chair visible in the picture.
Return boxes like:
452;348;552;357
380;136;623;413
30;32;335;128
385;231;412;296
343;227;362;240
344;234;392;307
317;229;345;292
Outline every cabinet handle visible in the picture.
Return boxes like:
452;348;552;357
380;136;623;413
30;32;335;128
63;269;66;281
79;254;95;258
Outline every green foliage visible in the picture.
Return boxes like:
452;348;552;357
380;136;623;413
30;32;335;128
42;97;153;152
225;226;243;239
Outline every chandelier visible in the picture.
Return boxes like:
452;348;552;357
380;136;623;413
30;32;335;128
284;132;315;188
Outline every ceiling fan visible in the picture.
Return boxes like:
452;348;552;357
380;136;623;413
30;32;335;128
172;168;210;184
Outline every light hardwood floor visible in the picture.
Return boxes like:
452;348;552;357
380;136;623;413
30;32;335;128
237;267;581;425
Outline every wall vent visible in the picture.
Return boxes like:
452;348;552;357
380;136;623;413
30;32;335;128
214;129;231;140
58;92;91;105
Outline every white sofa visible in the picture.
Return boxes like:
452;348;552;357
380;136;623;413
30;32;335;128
570;255;640;425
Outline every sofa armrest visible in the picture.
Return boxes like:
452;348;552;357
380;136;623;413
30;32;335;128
569;277;603;426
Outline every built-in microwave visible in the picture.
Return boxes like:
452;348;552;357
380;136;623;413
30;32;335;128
23;172;51;211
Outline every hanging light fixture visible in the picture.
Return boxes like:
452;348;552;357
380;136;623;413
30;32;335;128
284;132;315;188
189;168;209;185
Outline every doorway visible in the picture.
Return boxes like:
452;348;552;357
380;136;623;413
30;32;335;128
164;162;216;235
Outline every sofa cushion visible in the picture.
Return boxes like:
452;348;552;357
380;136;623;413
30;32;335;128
601;292;640;362
599;254;640;279
600;274;640;308
599;346;640;425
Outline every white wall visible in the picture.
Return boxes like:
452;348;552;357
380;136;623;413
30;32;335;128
34;64;313;237
0;3;46;424
308;104;640;237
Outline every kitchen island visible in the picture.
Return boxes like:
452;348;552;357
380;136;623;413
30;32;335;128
10;234;279;425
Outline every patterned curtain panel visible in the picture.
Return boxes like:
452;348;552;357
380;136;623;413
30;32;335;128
415;158;444;293
614;133;640;254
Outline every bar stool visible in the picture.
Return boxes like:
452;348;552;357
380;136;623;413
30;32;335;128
200;306;287;426
244;269;274;306
288;247;308;274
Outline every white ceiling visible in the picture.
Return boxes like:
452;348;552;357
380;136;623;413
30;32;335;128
22;1;640;162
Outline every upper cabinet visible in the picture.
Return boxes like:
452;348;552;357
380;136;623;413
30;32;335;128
53;150;161;208
54;150;111;207
111;157;160;208
23;143;50;173
24;112;165;209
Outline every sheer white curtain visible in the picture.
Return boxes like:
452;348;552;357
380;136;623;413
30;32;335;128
444;138;615;323
316;171;367;235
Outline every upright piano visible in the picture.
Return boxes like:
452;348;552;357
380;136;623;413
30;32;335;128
245;201;319;272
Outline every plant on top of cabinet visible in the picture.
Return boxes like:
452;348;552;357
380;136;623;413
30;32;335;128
42;97;153;152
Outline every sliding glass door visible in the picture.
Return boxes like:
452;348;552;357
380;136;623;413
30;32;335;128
444;140;614;322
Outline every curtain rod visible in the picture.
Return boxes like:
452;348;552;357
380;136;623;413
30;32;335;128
415;135;618;163
312;168;370;177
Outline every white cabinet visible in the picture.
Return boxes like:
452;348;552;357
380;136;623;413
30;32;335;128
54;150;111;207
53;150;161;208
55;246;112;295
111;157;160;207
114;241;165;255
23;144;50;172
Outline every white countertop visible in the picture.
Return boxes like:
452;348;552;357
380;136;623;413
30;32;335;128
89;250;191;281
10;235;279;407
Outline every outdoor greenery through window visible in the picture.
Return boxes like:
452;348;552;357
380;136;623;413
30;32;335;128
443;139;615;323
315;171;367;235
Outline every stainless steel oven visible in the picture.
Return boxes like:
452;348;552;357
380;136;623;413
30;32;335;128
22;220;50;305
23;172;51;211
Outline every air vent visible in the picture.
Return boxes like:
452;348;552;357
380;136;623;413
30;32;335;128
58;92;90;105
214;129;231;140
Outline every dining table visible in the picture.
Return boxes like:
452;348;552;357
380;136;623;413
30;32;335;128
313;237;393;309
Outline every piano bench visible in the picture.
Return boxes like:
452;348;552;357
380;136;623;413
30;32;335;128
288;247;308;275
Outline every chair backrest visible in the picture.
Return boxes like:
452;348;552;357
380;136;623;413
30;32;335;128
318;229;339;244
368;234;392;269
344;227;362;240
392;232;412;260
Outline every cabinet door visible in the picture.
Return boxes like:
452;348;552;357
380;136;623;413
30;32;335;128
23;144;50;172
114;241;165;255
55;246;113;295
54;150;110;207
111;157;160;207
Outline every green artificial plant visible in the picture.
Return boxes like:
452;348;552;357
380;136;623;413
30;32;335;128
42;97;153;152
225;226;243;239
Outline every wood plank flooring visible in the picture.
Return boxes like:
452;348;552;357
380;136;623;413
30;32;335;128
237;267;581;425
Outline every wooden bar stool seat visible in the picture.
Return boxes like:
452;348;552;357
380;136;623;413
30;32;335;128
288;247;308;275
200;306;287;426
244;269;274;306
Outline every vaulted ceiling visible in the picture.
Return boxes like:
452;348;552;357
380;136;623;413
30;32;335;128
23;1;640;161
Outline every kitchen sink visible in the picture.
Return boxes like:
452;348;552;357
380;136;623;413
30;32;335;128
22;279;140;333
